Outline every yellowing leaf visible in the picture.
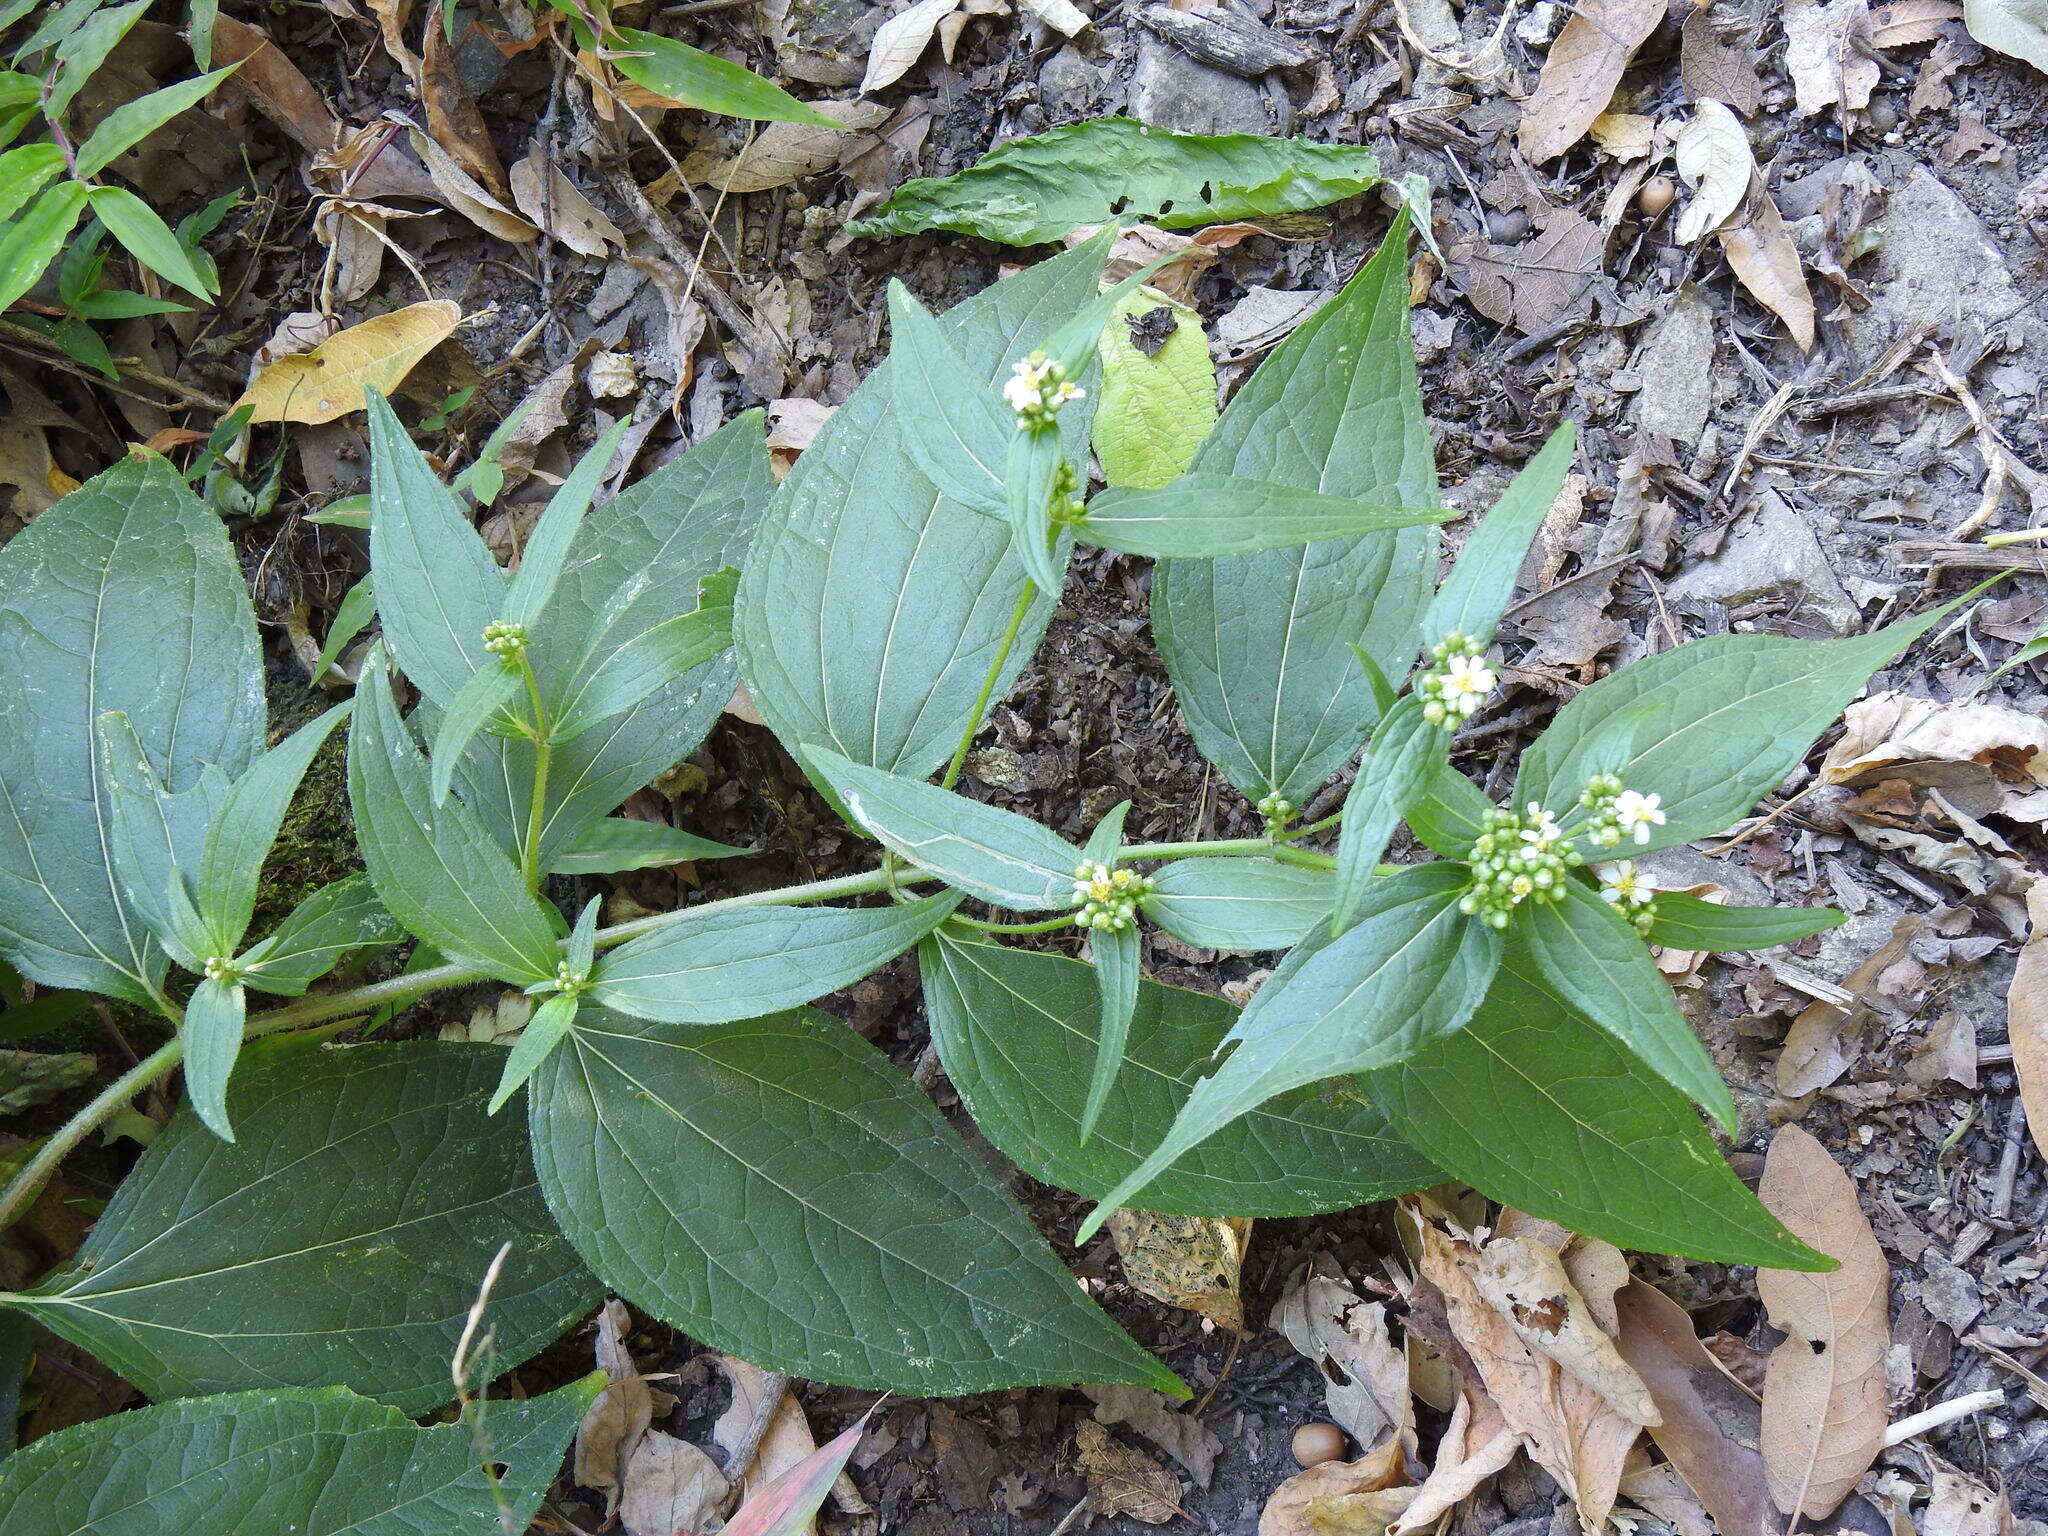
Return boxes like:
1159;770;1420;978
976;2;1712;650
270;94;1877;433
1107;1209;1250;1332
235;301;464;424
1094;288;1217;491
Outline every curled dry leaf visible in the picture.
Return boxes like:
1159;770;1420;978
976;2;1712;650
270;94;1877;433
1611;1280;1779;1536
1473;1237;1660;1427
209;15;342;153
1085;1383;1224;1488
574;1299;659;1514
861;0;965;93
1386;1389;1518;1536
1821;691;2048;825
421;12;510;199
2009;882;2048;1164
1272;1258;1414;1453
401;121;537;244
1517;0;1667;162
1757;1125;1891;1520
1259;1444;1414;1536
1720;177;1817;352
1784;0;1883;115
1019;0;1092;35
235;300;464;424
620;1431;733;1536
1589;112;1656;161
1077;1419;1185;1525
683;101;892;193
1673;100;1754;242
510;142;625;257
1108;1209;1250;1333
714;1355;819;1514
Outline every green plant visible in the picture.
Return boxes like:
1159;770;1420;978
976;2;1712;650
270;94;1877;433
0;214;1946;1503
0;0;233;318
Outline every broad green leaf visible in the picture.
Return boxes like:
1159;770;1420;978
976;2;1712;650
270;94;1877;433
591;891;962;1023
1421;426;1576;646
548;572;733;744
0;142;62;223
1154;209;1436;807
1406;761;1492;857
921;931;1438;1215
429;660;520;805
1331;694;1447;931
550;817;751;874
0;1376;601;1536
1645;890;1846;952
609;28;843;125
737;241;1102;779
196;702;351;948
1515;605;1954;853
1081;475;1450;558
490;989;579;1114
593;897;958;1028
1142;857;1332;950
1094;288;1215;490
1080;921;1139;1143
0;180;89;313
1518;879;1736;1130
0;71;37;106
1081;862;1496;1238
1543;700;1667;838
181;974;244;1140
348;653;560;984
44;0;149;113
1004;425;1067;594
311;572;374;684
885;279;1011;514
73;64;236;177
238;874;403;996
1082;798;1131;866
807;748;1080;909
501;418;629;627
365;391;503;708
530;1003;1184;1395
10;1040;599;1410
455;413;772;866
847;117;1382;245
97;711;229;970
1363;953;1828;1267
0;454;263;1003
87;185;213;297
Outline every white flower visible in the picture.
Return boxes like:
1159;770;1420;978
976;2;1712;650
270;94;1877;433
1599;860;1648;907
1004;360;1047;413
1612;789;1666;844
1441;653;1496;707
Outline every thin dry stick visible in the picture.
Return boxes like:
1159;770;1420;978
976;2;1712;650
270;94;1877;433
1927;348;2048;538
723;1369;792;1479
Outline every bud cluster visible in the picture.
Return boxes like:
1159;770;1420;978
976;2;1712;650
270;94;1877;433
1070;861;1154;932
1255;792;1294;835
201;955;239;984
1596;860;1658;936
1416;633;1496;727
1575;774;1667;848
530;959;591;998
1003;351;1084;428
1458;802;1579;929
482;619;528;660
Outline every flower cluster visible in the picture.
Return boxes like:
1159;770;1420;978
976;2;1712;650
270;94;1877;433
1576;774;1667;848
1003;351;1084;428
201;955;239;984
1596;860;1658;936
1415;633;1496;727
528;959;591;998
1459;802;1580;929
1070;861;1154;932
482;619;528;660
1255;792;1294;835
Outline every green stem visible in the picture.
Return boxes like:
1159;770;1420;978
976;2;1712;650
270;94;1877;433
950;914;1074;935
516;657;552;895
0;1039;182;1232
941;585;1035;792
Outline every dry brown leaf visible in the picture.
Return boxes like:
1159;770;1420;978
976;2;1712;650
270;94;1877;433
1260;1447;1414;1536
767;398;833;476
1108;1209;1249;1332
1719;177;1816;351
1785;0;1883;114
209;15;342;153
509;143;624;256
1085;1384;1224;1488
860;0;964;92
575;1299;657;1514
235;300;463;424
1611;1281;1778;1536
1757;1125;1891;1520
1272;1257;1414;1452
713;1356;817;1515
1680;7;1765;114
365;0;423;81
2010;883;2048;1164
1517;0;1666;162
1777;911;1923;1097
682;101;891;193
1019;0;1091;35
420;13;509;198
1385;1389;1518;1536
1871;0;1966;42
1472;1237;1660;1426
619;1430;732;1536
1821;691;2048;824
1411;1204;1642;1532
1673;100;1754;242
1912;1447;2016;1536
1589;111;1656;160
1076;1420;1184;1525
402;122;537;244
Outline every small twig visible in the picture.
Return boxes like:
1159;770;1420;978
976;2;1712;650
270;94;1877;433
1927;348;2048;539
1047;1495;1092;1536
1881;1388;2007;1447
723;1369;792;1480
1990;1094;2029;1222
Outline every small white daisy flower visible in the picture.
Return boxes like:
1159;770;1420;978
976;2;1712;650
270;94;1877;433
1612;789;1666;844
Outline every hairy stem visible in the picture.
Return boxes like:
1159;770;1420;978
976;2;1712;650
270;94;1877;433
517;657;552;895
0;1038;182;1231
941;585;1035;791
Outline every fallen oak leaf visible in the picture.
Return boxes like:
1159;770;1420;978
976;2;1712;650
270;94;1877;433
234;300;464;424
619;1430;732;1536
1784;0;1882;114
1757;1125;1889;1520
